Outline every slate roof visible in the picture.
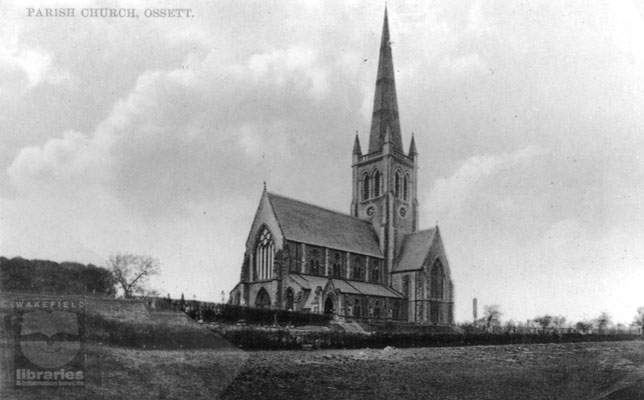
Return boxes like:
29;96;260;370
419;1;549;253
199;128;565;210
286;274;328;291
392;228;437;272
341;280;404;298
267;192;382;257
286;274;404;299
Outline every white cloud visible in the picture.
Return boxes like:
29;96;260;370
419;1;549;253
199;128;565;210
247;46;330;99
0;8;71;92
426;145;543;215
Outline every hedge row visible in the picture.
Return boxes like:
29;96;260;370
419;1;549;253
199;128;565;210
83;313;228;349
221;328;643;350
187;304;331;327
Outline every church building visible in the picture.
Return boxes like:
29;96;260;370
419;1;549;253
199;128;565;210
230;9;454;325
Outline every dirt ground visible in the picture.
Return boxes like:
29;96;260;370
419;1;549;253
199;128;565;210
2;340;644;399
221;341;644;400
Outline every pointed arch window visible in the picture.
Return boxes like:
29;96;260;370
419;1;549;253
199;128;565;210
430;259;444;299
370;259;381;283
309;248;322;275
255;228;274;281
373;170;381;197
362;173;370;201
255;287;271;308
351;255;365;281
402;275;410;298
395;171;401;198
403;174;409;201
285;287;294;311
332;252;344;278
374;300;381;319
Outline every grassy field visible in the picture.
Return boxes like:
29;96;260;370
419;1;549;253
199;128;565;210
222;341;644;400
2;336;644;399
1;292;642;399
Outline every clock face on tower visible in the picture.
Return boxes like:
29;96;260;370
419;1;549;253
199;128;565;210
366;206;376;218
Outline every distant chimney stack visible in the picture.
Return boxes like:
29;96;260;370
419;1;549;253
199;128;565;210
473;298;478;321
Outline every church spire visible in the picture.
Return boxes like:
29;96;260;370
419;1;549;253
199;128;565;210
368;7;403;154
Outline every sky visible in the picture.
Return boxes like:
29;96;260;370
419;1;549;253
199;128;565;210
1;0;643;324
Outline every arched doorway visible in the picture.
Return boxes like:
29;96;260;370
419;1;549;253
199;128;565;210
285;288;294;311
324;297;334;315
255;287;271;308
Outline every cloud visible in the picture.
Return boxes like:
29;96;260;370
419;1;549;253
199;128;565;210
0;7;71;93
426;145;543;216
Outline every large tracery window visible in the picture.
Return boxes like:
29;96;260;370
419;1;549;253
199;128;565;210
430;260;444;299
255;228;274;281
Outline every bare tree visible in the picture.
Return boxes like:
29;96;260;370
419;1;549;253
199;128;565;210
632;307;644;335
107;253;160;298
483;304;502;331
594;312;612;334
552;316;567;332
575;320;593;334
533;315;553;332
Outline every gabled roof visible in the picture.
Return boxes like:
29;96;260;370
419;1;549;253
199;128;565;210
286;274;404;299
341;280;404;298
267;192;382;257
393;228;437;272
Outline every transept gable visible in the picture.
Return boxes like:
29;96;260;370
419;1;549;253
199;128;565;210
244;189;285;251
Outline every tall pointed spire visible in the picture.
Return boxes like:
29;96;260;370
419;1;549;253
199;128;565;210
368;7;403;154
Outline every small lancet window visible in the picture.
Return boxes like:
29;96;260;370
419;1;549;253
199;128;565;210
395;171;401;198
403;174;409;201
373;170;381;197
362;173;370;200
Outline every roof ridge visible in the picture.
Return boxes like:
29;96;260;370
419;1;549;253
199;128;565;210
407;227;436;236
266;191;372;226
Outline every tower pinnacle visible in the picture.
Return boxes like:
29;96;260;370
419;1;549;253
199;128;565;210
353;132;362;155
368;7;403;154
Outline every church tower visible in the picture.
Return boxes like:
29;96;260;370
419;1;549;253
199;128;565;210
351;8;419;286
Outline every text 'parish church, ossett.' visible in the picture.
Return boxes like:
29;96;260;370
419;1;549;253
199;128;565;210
230;9;455;325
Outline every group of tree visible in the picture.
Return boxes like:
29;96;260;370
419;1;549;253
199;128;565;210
0;253;160;298
1;257;115;295
467;304;643;336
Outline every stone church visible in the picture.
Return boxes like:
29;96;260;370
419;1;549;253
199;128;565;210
230;9;454;325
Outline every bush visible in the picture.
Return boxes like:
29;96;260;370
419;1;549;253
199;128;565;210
219;327;643;351
84;313;227;349
187;303;330;327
